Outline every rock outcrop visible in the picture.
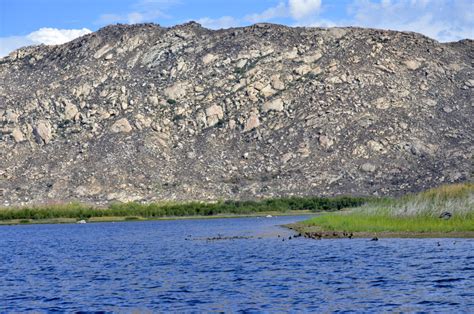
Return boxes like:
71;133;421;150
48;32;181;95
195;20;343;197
0;22;472;206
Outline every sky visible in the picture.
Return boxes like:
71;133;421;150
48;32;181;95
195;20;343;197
0;0;473;56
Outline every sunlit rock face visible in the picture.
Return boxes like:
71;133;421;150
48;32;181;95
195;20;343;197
0;22;472;206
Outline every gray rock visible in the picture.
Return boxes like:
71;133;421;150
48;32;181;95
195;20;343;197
361;163;377;173
262;99;284;112
164;83;187;99
294;64;312;76
465;79;474;88
319;136;334;149
33;121;52;144
11;128;25;143
403;60;422;70
243;113;260;132
205;105;224;127
64;102;79;120
202;53;217;64
110;118;133;133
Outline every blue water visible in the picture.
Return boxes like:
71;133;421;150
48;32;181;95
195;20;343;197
0;215;473;312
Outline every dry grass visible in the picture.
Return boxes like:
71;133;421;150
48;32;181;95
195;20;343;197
304;183;474;233
357;183;473;218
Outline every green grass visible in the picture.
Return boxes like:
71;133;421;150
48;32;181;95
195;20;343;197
303;183;474;233
304;213;474;233
0;196;368;222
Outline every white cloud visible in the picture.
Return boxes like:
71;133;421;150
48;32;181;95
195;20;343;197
244;0;322;23
97;10;167;25
205;0;323;29
245;2;288;23
127;12;147;24
305;19;338;28
0;28;91;57
197;16;240;29
26;28;91;45
346;0;473;42
244;0;473;42
289;0;322;20
97;14;123;25
0;36;34;57
96;0;175;25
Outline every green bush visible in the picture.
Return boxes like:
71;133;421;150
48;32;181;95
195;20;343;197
0;196;370;221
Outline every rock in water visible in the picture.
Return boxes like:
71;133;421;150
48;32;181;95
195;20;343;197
0;22;472;206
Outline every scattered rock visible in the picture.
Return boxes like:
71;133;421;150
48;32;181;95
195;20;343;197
373;97;390;110
64;102;79;120
94;44;112;59
294;64;312;76
271;76;285;90
361;163;377;173
164;83;187;99
205;105;224;127
260;84;276;98
262;98;284;112
443;106;453;113
33;120;52;144
319;135;334;149
403;60;421;70
280;152;293;164
367;140;385;153
202;53;217;64
243;113;260;132
110;118;133;133
464;79;474;88
5;110;19;124
11;128;25;143
236;59;247;68
302;52;323;63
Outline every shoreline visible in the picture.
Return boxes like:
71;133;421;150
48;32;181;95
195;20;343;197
0;210;316;226
283;183;474;239
285;223;474;239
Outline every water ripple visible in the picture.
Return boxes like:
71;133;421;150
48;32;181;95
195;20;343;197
0;216;473;312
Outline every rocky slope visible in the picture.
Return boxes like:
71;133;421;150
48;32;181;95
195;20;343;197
0;22;472;206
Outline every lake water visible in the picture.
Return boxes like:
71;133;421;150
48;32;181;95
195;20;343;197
0;215;473;312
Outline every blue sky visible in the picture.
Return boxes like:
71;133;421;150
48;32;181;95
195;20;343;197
1;0;473;56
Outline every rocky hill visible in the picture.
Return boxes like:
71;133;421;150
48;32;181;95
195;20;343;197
0;22;472;206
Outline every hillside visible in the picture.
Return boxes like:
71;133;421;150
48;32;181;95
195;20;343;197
0;22;472;206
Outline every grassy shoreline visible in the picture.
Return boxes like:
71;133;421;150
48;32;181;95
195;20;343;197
289;183;474;238
0;196;366;225
0;210;317;226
